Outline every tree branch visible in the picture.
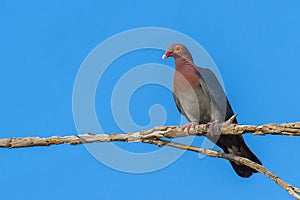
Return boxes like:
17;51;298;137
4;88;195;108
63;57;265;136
1;116;300;149
143;138;300;200
1;116;300;199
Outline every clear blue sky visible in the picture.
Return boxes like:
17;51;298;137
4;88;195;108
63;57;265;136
1;1;300;199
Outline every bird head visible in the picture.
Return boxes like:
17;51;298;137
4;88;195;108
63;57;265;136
162;43;193;63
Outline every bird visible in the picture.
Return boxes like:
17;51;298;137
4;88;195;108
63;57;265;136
162;43;262;178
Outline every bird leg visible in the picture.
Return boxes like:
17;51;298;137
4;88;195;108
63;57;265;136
180;122;197;135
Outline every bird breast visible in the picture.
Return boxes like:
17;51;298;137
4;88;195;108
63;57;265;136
173;83;212;124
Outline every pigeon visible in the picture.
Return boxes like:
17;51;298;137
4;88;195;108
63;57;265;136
162;43;262;178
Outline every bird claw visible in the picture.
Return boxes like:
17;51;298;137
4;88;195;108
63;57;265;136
180;122;197;135
206;120;221;136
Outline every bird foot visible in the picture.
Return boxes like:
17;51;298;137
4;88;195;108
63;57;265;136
180;122;197;135
205;120;221;136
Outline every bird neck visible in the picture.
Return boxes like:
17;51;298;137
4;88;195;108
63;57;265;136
175;56;195;70
174;58;199;88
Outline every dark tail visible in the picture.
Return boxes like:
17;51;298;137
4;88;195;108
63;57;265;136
217;135;262;178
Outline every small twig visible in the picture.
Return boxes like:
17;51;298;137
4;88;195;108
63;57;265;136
223;114;238;127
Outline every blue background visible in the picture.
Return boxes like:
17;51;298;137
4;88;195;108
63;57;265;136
1;1;300;199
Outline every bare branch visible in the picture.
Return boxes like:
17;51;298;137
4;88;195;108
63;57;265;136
1;120;300;148
1;119;300;198
143;138;300;200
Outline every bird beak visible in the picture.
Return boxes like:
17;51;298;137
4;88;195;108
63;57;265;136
162;51;171;59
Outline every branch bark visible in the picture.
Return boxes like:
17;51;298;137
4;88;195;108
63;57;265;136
1;116;300;199
1;116;300;149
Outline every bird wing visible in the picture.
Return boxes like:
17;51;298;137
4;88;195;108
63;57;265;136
195;67;237;123
172;91;183;115
195;67;263;177
172;91;190;120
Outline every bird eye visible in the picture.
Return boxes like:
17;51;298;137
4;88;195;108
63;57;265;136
174;46;181;53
